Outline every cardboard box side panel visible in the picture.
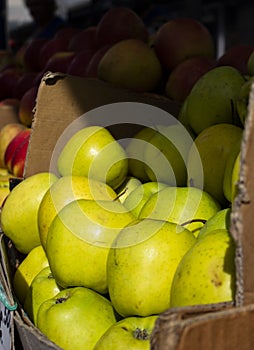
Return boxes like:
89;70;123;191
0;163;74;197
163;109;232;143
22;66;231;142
24;74;180;177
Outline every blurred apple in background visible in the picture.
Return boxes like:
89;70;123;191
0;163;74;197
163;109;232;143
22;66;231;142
0;50;15;71
95;7;148;49
54;26;81;42
39;36;71;70
154;17;215;72
0;68;23;100
44;51;76;74
4;128;31;172
67;49;95;77
165;56;216;103
13;72;37;99
68;26;97;53
85;45;111;77
21;38;48;72
0;98;20;124
19;85;38;127
216;44;254;75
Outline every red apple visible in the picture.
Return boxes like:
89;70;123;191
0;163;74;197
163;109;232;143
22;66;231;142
13;72;37;99
216;44;254;75
18;86;38;127
22;38;48;72
4;128;31;172
68;26;97;53
39;37;71;70
44;51;76;74
85;45;111;78
67;49;95;77
11;135;30;177
154;17;215;72
165;56;216;102
0;123;26;167
0;68;23;100
95;7;148;48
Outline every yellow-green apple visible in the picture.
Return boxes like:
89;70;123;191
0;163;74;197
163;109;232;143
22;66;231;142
85;45;111;77
95;7;148;48
44;51;76;74
170;229;236;307
12;245;49;305
165;56;215;103
247;50;254;75
177;97;196;139
37;286;117;350
94;315;158;350
1;172;58;254
18;85;38;127
198;208;231;240
98;39;163;92
123;181;168;217
68;26;97;53
0;122;26;167
116;176;142;204
216;44;254;75
67;49;95;77
107;218;196;317
57;125;128;190
38;175;117;250
153;17;215;72
139;186;221;237
187;123;243;206
4;128;31;172
46;199;135;294
186;66;245;134
143;123;194;186
231;151;241;202
23;266;62;326
125;126;157;182
236;76;254;126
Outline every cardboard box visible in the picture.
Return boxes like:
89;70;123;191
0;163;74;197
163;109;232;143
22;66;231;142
1;72;254;349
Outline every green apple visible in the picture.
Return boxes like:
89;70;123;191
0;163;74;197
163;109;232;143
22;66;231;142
38;175;117;250
236;76;254;126
13;245;49;305
187;123;243;206
170;228;236;307
197;207;231;240
1;172;58;254
57;125;128;189
186;66;245;134
139;186;221;237
107;218;196;317
177;96;196;139
46;199;136;294
231;151;241;201
125;127;157;182
123;181;168;217
223;138;242;203
23;266;62;326
247;50;254;76
37;286;117;350
143;124;193;186
94;315;158;350
116;176;142;203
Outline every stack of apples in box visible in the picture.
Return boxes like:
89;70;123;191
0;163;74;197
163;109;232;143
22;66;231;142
1;6;254;350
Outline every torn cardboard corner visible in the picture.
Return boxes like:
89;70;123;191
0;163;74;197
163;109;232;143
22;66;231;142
24;73;180;178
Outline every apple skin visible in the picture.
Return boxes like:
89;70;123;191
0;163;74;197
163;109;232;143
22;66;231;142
39;36;70;70
18;85;38;127
198;208;231;240
85;45;111;78
57;125;128;190
11;135;30;177
12;72;37;100
37;286;117;350
23;266;62;326
45;199;135;294
139;186;221;237
170;229;236;307
216;44;254;75
0;98;20;124
94;315;158;350
107;218;196;317
1;172;58;254
38;175;117;250
12;245;49;305
21;38;48;72
116;176;142;204
4;128;31;172
68;26;97;53
95;7;148;49
67;49;95;77
44;51;76;74
154;17;215;72
236;76;254;127
165;56;215;103
0;122;26;167
0;68;23;100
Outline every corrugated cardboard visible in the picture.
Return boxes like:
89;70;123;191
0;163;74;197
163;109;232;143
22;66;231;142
2;73;254;349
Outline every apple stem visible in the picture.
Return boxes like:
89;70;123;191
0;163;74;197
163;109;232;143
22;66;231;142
181;218;207;226
55;296;68;304
133;328;149;340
